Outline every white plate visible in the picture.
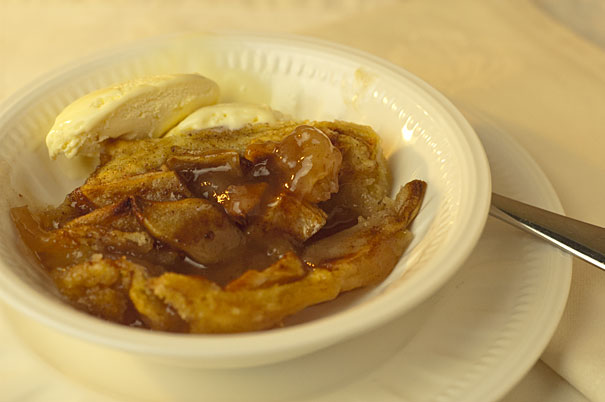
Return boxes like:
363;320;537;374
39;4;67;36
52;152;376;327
0;112;571;402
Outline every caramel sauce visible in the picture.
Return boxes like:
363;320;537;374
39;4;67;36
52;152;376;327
159;125;342;285
11;125;348;288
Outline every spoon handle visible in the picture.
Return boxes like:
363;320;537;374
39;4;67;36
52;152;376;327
490;193;605;271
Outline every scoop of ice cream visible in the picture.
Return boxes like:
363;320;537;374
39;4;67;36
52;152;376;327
165;103;285;136
46;74;219;159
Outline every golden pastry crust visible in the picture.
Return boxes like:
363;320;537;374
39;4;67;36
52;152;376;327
12;121;425;333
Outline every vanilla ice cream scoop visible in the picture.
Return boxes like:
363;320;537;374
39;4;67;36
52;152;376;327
46;73;219;159
165;102;285;137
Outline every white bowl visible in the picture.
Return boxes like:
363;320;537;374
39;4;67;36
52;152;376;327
0;33;491;400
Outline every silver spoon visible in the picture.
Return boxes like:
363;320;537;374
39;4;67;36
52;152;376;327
490;193;605;270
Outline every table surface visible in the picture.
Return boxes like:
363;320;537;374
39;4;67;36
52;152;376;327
1;1;605;401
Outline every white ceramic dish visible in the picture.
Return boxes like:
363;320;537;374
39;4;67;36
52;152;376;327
0;33;490;400
0;113;571;402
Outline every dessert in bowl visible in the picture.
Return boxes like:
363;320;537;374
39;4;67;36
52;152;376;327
0;33;490;400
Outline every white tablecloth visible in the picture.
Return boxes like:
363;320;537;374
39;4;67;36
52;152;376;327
2;1;604;400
